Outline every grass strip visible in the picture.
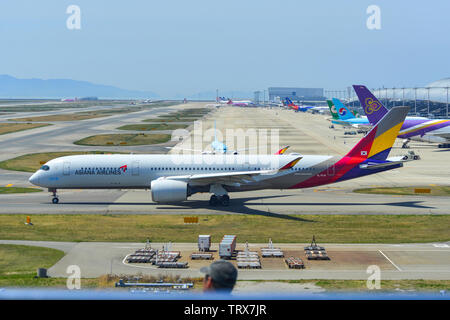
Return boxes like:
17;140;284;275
0;214;448;243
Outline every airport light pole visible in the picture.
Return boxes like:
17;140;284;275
427;87;430;116
392;87;396;107
402;87;405;107
385;88;388;108
447;87;449;118
414;87;417;115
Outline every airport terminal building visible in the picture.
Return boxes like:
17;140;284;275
268;87;325;102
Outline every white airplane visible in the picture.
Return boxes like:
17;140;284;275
29;107;409;206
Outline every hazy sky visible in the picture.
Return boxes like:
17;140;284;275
0;0;448;97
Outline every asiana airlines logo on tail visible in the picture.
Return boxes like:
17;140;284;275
364;97;381;114
75;165;127;175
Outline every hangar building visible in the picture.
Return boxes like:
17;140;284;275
268;87;325;102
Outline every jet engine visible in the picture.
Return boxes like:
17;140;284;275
150;179;188;203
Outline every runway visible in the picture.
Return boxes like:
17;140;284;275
0;101;205;161
0;187;447;215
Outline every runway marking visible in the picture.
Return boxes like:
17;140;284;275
433;244;449;248
378;250;402;271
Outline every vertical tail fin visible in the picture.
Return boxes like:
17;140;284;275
326;100;339;120
346;106;409;161
332;98;356;120
353;85;389;125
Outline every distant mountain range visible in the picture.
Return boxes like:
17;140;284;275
0;75;158;99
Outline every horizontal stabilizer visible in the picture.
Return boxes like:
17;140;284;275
359;161;403;170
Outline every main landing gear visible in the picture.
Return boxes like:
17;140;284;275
209;194;230;207
402;139;411;149
49;188;59;204
209;184;230;206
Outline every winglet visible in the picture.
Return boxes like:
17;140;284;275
279;156;302;170
275;145;290;155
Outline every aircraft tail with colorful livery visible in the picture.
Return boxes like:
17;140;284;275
353;85;450;146
290;105;409;188
327;100;339;120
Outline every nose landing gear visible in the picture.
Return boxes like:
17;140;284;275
49;188;59;204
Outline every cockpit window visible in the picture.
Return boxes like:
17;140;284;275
40;165;50;171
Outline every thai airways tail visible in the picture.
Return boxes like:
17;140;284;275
352;85;388;125
331;98;356;120
346;106;409;161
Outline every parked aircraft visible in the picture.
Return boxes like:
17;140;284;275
353;85;450;148
29;106;410;206
227;99;254;107
284;98;314;112
328;99;371;129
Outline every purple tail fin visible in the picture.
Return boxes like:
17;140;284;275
353;85;388;125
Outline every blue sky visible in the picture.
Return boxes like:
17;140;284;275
0;0;448;98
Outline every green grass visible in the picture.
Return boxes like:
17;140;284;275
0;214;448;243
74;133;171;146
9;103;180;122
0;244;64;284
0;100;125;112
0;187;42;194
354;186;450;196
117;123;189;131
0;151;129;173
0;122;51;135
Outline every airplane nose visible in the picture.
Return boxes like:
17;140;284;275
29;173;40;185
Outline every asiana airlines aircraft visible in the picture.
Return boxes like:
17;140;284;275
29;106;409;207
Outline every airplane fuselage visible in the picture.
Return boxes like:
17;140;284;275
29;153;400;194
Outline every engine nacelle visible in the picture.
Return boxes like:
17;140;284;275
151;179;188;203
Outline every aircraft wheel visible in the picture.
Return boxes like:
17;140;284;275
209;195;218;206
220;195;230;206
52;197;59;204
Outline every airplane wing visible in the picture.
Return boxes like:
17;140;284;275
331;119;354;127
427;132;450;140
159;156;302;186
351;123;372;129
